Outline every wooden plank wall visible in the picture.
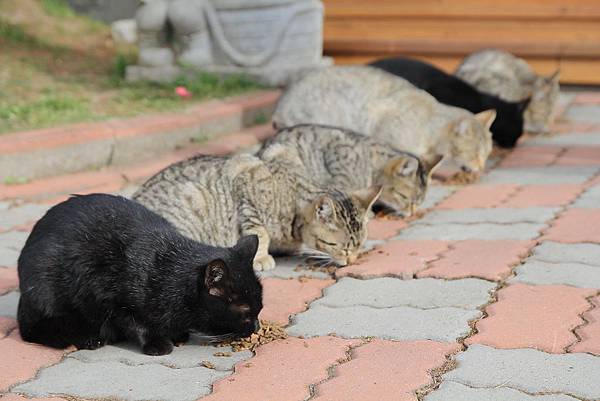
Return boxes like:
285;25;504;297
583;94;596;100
323;0;600;84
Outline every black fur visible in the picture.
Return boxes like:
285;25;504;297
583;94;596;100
370;57;530;148
17;194;262;355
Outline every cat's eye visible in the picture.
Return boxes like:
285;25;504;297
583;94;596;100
317;238;337;247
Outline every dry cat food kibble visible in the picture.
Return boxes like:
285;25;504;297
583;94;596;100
221;320;287;352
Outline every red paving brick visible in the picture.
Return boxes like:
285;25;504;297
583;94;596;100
312;340;460;401
569;296;600;356
203;337;360;401
574;93;600;104
466;283;596;353
367;218;407;240
417;240;534;281
0;317;17;339
336;240;449;279
436;185;518;209
543;209;600;243
556;146;600;166
0;394;68;401
499;146;563;168
0;330;66;391
0;268;18;295
260;278;334;325
550;122;597;134
502;184;584;208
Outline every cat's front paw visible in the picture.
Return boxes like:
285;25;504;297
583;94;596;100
143;337;174;356
253;254;276;271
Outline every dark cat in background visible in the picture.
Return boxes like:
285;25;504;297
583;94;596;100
17;194;262;356
370;57;530;148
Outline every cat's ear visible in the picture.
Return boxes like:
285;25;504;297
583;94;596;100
204;259;229;297
473;109;497;131
548;69;560;84
234;235;259;263
314;196;336;223
387;157;419;177
352;185;383;212
422;154;444;178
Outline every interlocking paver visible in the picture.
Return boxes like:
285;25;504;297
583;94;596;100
532;241;600;265
426;381;580;401
0;317;17;338
525;131;600;146
14;358;227;401
557;146;600;166
257;257;331;280
0;291;19;318
466;283;596;353
0;268;18;295
502;184;584;208
419;185;456;209
480;166;599;185
512;259;600;288
70;340;252;371
566;105;600;123
435;185;518;209
0;330;65;392
570;295;600;355
543;209;600;243
335;240;449;279
367;218;407;240
416;208;558;225
573;185;600;208
0;395;68;401
0;204;48;232
203;337;359;401
260;277;334;325
313;340;460;401
0;231;28;268
418;240;534;281
313;277;495;310
498;146;562;167
289;278;491;342
442;344;600;400
395;223;544;240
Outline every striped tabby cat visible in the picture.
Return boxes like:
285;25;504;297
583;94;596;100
273;66;496;174
133;153;381;271
258;124;442;216
455;49;560;134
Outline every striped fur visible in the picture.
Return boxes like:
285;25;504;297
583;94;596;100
133;153;381;270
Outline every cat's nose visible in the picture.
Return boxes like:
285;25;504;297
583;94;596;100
347;254;357;264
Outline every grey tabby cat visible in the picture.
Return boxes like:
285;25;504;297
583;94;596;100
133;153;381;271
273;65;496;174
258;124;443;216
455;49;560;134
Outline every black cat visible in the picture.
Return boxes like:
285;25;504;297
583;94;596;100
370;57;530;148
17;193;262;355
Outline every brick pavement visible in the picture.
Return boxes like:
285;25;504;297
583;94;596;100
0;91;600;400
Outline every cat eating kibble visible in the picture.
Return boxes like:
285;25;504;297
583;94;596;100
17;194;263;355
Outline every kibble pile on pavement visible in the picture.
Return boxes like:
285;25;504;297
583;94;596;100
1;91;600;401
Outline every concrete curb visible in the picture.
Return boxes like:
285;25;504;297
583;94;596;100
0;90;280;183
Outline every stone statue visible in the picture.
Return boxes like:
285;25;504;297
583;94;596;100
128;0;330;85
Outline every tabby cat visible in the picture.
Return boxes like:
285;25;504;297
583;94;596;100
273;66;496;173
18;194;262;355
133;153;381;270
455;49;560;134
370;56;530;148
258;124;442;216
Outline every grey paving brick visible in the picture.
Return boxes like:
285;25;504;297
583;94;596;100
525;132;600;146
0;291;19;318
287;304;480;342
558;92;576;109
394;223;545;240
0;231;29;268
426;381;580;401
416;208;558;225
420;185;456;210
443;344;600;400
511;260;600;289
14;359;229;401
566;105;600;124
70;338;252;371
0;201;10;211
0;203;48;231
572;185;600;208
257;256;331;280
314;277;495;310
480;166;599;185
533;242;600;266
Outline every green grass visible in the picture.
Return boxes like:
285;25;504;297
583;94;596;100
252;112;269;125
0;19;39;46
3;176;30;185
41;0;76;18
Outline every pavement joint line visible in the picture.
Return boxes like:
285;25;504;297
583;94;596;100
303;338;370;401
6;346;72;395
441;380;592;401
415;348;462;401
531;256;600;268
566;291;600;354
495;184;525;207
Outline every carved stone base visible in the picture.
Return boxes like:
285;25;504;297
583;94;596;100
126;57;333;86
